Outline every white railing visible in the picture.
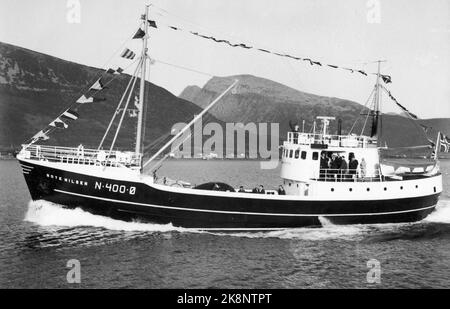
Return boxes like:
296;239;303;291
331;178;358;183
20;144;142;169
287;132;374;148
315;168;383;182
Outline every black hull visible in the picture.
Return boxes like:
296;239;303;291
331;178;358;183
19;160;440;229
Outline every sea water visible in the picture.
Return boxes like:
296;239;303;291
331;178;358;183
0;159;449;288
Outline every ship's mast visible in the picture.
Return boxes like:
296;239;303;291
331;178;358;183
371;60;386;141
374;60;382;114
136;5;149;162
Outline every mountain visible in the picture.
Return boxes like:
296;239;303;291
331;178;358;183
180;75;450;152
180;75;367;135
0;41;222;153
1;41;447;158
419;118;450;137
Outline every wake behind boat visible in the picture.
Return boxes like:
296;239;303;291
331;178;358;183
17;5;443;230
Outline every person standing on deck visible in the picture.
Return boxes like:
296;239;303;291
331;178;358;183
259;185;266;194
349;153;359;179
340;155;348;181
360;158;367;179
330;153;340;180
320;152;329;179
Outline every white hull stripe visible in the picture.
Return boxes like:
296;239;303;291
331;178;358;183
54;189;436;217
20;164;34;169
23;171;29;174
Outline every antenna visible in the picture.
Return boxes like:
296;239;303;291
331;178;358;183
316;116;335;136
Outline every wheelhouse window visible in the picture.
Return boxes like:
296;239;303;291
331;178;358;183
312;152;319;160
289;149;293;158
301;151;307;159
295;149;300;159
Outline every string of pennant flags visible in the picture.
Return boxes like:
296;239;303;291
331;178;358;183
29;19;153;143
380;85;450;153
30;66;134;143
35;15;450;151
141;18;393;83
380;85;418;120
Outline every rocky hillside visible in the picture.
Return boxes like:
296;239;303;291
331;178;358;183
180;75;450;152
0;41;223;153
180;75;370;135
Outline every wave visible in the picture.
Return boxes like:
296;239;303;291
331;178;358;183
24;198;450;242
24;200;186;233
423;199;450;224
207;224;374;241
24;200;373;241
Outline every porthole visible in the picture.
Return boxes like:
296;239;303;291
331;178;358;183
415;185;418;189
367;188;370;192
384;187;387;191
400;186;403;190
349;188;353;192
434;187;436;193
289;183;292;187
331;188;334;192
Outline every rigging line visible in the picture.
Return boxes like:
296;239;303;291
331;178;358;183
152;5;310;61
106;60;142;160
150;5;231;38
150;106;219;171
91;57;140;95
96;17;143;71
47;47;141;129
69;19;143;104
26;58;141;147
146;129;193;173
151;6;378;75
145;135;171;153
349;86;375;134
145;107;216;157
379;85;428;141
360;88;376;136
151;5;305;60
26;18;142;146
143;79;238;169
151;4;393;80
98;59;142;150
153;58;215;77
144;110;210;154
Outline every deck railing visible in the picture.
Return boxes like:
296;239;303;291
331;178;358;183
315;168;383;182
20;144;142;168
287;132;373;148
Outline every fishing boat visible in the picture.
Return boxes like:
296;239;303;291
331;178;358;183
17;6;443;230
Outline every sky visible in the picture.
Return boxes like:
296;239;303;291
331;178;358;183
0;0;449;118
